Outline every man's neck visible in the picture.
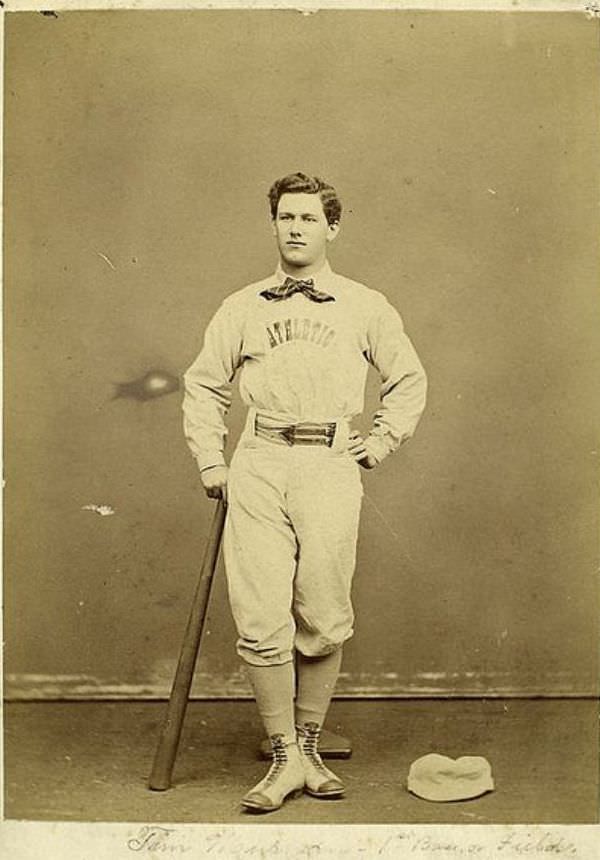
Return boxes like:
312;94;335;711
279;257;329;279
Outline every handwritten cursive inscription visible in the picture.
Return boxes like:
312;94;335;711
127;826;191;854
124;825;582;858
497;831;578;856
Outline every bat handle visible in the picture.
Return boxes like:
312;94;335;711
148;499;226;791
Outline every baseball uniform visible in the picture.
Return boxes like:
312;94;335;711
182;260;427;666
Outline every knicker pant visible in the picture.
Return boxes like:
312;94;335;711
223;439;363;666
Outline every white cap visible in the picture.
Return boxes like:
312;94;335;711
407;753;494;802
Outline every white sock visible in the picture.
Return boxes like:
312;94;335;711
295;649;343;729
244;661;296;746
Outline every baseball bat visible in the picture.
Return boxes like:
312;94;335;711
148;498;226;791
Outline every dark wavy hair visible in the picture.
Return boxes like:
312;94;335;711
268;172;342;226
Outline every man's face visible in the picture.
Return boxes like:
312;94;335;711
272;192;339;273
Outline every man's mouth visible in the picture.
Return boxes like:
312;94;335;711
287;241;306;247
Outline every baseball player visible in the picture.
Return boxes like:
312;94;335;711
182;172;427;813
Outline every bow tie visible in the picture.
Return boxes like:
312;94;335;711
260;277;336;303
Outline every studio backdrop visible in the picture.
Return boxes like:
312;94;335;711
4;9;599;699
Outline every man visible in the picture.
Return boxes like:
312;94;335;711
182;172;427;813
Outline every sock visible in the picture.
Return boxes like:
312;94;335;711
295;648;343;729
244;661;296;746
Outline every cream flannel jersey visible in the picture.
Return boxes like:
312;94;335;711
182;262;427;471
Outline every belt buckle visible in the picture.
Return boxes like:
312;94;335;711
280;426;295;446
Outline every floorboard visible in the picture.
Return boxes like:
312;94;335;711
4;699;599;824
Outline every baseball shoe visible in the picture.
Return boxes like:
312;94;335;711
297;722;345;799
241;734;305;813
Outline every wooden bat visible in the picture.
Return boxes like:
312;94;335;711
148;498;227;791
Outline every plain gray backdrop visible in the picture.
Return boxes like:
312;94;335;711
4;9;599;700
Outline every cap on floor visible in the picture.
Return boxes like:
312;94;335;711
407;753;494;802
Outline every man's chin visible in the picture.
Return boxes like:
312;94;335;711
281;250;313;267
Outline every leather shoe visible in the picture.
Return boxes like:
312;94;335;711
297;722;345;799
241;734;305;813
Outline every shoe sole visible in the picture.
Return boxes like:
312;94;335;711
304;787;345;799
241;788;304;813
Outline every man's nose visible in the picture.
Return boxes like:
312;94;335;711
289;218;303;234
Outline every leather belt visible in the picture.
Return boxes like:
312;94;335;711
254;416;336;448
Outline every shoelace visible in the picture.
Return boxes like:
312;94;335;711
298;724;328;773
265;736;289;785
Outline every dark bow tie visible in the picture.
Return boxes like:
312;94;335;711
260;276;335;303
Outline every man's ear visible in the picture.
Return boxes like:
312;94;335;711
327;221;341;243
271;218;278;237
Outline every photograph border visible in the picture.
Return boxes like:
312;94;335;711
1;1;598;857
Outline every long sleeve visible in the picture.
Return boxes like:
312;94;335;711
364;294;427;463
182;298;244;472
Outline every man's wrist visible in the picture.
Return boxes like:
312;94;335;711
364;434;391;464
196;459;227;475
196;453;227;473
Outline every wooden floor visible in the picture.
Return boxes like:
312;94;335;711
4;699;599;823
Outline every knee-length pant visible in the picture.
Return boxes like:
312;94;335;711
223;432;364;666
